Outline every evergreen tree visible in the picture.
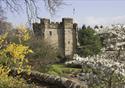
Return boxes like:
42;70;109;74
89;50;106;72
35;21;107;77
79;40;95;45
82;24;86;30
78;26;102;57
94;25;99;29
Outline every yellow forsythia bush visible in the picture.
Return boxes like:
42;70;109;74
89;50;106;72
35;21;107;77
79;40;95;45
0;66;29;88
16;25;30;42
0;25;34;87
4;43;32;73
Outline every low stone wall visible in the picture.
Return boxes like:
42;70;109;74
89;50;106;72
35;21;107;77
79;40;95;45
10;70;87;88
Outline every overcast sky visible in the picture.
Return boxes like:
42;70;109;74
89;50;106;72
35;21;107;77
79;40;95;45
6;0;125;27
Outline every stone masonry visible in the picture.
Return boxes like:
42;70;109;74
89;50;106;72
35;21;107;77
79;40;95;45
33;18;78;59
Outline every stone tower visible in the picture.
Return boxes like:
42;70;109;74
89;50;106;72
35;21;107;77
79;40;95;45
33;18;77;59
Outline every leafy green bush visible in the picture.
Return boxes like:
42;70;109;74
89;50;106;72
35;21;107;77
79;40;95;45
78;26;102;57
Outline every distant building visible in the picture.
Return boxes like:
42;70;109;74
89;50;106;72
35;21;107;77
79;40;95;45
33;18;78;59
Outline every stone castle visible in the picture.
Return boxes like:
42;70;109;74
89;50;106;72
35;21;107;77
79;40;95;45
33;18;78;58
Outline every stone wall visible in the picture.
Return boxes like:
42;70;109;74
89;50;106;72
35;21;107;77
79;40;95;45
44;28;59;48
10;70;87;88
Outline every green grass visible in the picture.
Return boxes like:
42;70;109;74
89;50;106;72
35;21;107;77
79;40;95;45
46;64;81;76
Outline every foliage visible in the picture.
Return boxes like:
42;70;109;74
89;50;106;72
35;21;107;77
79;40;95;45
4;43;32;74
0;21;12;34
0;66;31;88
26;36;60;72
6;25;59;73
6;25;31;44
16;25;31;42
78;26;102;57
0;26;32;74
0;25;34;87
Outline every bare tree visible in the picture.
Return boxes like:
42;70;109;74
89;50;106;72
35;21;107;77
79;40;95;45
1;0;63;20
0;5;12;34
0;6;6;21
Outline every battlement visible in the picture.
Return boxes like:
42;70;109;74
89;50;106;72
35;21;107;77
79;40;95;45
49;22;59;29
37;18;75;29
62;18;73;24
40;18;50;24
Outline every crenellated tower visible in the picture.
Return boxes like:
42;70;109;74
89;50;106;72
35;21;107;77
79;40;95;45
33;18;77;59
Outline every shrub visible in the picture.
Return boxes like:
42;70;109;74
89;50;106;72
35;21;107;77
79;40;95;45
6;25;31;44
0;65;30;88
78;26;102;57
0;33;32;74
0;25;34;88
26;36;60;72
5;25;60;72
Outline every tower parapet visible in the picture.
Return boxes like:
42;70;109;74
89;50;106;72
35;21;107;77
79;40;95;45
62;18;73;29
33;23;42;37
40;18;50;28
